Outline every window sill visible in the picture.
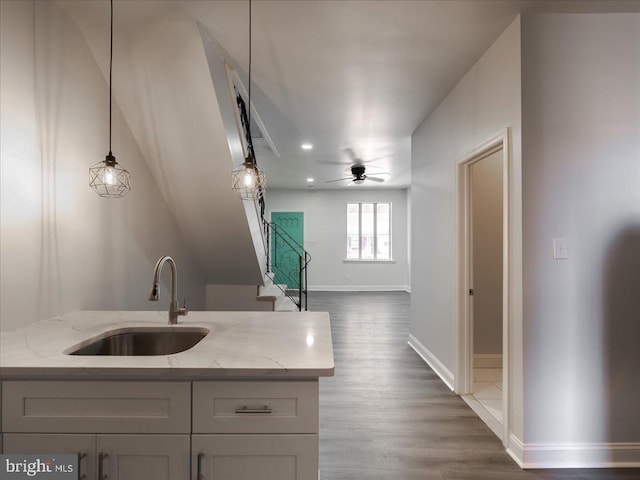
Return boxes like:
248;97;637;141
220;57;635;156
343;259;396;264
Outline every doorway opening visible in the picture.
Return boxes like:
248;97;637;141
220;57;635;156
455;129;511;445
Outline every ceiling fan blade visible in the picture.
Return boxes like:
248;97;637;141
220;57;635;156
319;160;351;166
324;177;352;183
364;154;394;163
343;147;359;162
367;176;386;182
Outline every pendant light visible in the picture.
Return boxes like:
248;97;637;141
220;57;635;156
231;0;266;201
89;0;131;198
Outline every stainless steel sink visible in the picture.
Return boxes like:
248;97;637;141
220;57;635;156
66;327;209;356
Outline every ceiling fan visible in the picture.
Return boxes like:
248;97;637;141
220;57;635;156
325;164;388;185
319;147;394;166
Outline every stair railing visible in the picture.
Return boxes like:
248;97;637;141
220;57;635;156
235;88;309;310
262;220;310;311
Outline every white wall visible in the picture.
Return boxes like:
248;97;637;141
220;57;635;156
522;14;640;446
66;11;265;285
411;11;640;465
265;188;410;290
410;17;523;438
0;1;206;331
205;285;271;311
472;150;503;355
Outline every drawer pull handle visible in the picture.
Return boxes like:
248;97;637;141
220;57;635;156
235;405;272;414
77;452;87;480
98;452;108;480
197;452;204;480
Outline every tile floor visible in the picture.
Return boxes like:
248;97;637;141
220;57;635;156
473;367;503;423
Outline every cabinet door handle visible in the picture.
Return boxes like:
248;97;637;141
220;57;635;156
76;452;87;480
234;405;272;414
98;452;108;480
197;452;204;480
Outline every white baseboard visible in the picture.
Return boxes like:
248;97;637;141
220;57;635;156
462;394;503;441
309;285;411;292
474;353;503;369
407;334;454;390
506;433;526;468
507;436;640;468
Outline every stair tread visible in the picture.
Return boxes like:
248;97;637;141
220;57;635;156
259;284;289;296
275;296;299;312
263;272;275;287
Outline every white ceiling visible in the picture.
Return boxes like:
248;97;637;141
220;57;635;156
59;0;639;190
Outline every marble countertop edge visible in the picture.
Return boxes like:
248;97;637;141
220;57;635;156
0;310;335;379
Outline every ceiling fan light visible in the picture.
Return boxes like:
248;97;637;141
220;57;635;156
353;177;365;185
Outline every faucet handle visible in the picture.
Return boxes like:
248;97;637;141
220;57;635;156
179;297;188;316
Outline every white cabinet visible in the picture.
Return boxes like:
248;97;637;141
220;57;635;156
1;379;321;480
192;381;319;480
192;381;318;434
98;434;190;480
192;434;317;480
2;381;191;480
3;434;189;480
3;434;96;479
2;381;190;433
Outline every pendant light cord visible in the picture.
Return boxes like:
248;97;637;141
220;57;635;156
248;0;253;163
109;0;113;156
248;0;251;128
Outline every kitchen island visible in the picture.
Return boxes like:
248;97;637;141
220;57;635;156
0;311;334;480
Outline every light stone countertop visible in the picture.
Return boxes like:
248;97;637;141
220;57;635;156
0;311;334;379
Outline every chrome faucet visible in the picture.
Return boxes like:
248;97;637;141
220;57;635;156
149;255;187;325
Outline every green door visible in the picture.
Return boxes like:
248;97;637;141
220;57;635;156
271;212;304;288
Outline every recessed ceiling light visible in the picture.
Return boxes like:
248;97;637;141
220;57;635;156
306;178;314;183
301;143;313;150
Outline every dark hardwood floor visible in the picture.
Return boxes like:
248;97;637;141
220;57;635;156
310;291;640;480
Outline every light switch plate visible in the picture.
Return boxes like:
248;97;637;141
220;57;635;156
553;237;568;259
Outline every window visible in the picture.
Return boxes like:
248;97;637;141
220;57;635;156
346;203;392;260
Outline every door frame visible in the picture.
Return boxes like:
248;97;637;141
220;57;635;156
455;128;511;445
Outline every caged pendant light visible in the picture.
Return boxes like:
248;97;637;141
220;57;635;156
89;0;131;198
231;0;266;201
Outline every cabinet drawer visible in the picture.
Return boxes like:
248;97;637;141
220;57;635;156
192;434;318;480
2;381;190;434
192;381;318;434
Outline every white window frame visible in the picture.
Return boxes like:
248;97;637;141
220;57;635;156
345;202;393;262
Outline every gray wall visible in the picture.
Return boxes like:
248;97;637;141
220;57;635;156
411;17;523;437
472;150;503;355
522;13;640;444
0;1;206;331
266;189;410;290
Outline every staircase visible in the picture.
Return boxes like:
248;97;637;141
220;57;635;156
202;44;309;311
262;220;311;311
202;217;310;312
256;272;299;312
